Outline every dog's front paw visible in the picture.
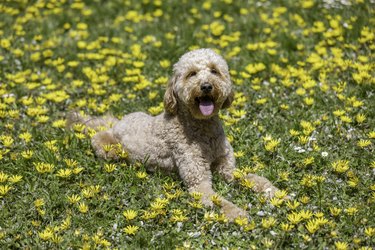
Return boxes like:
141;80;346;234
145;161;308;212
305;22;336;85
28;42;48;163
220;200;247;221
246;173;282;199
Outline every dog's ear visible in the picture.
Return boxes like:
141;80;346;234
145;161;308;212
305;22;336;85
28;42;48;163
221;90;234;109
164;74;178;115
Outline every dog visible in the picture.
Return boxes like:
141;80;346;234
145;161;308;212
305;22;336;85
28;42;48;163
68;48;281;220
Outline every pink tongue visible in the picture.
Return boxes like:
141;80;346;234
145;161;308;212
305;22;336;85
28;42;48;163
199;100;214;116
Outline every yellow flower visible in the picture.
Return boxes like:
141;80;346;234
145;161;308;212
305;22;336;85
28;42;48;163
78;202;89;213
240;179;255;189
304;97;314;105
234;216;248;226
270;197;284;207
334;241;349;250
255;98;267;105
345;207;358;216
67;194;81;204
38;228;53;241
264;139;280;152
190;192;203;201
56;169;72;178
170;214;188;223
357;139;371;148
298;136;309;145
288;212;303;225
356;113;366;123
332;160;350;173
305;219;319;234
136;171;148;179
34;198;45;208
299;210;313;220
19;132;32;143
123;225;139;236
8;175;22;183
159;60;171;68
0;185;12;196
364;227;375;237
210;194;222;206
368;131;375;139
281;223;294;232
0;172;8;183
210;21;225;36
104;163;117;173
261;217;277;229
34;162;55;174
329;207;342;217
286;200;300;210
123;209;138;221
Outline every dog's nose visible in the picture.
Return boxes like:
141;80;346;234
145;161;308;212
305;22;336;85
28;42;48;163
201;83;213;93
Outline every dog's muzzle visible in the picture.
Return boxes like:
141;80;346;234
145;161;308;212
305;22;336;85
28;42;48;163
196;84;215;116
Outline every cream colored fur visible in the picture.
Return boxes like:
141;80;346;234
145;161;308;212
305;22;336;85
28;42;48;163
68;49;281;220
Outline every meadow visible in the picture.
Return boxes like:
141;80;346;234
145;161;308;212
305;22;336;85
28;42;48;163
0;0;374;249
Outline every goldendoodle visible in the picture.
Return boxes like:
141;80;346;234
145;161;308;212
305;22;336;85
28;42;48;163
68;48;281;219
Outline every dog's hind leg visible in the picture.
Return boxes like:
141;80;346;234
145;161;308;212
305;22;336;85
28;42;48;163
91;129;120;159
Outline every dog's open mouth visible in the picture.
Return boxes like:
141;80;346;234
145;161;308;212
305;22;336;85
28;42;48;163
196;96;215;116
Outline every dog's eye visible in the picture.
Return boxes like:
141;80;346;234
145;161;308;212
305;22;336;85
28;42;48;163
186;71;197;78
210;68;218;75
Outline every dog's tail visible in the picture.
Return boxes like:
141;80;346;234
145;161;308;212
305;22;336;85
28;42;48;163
66;111;119;132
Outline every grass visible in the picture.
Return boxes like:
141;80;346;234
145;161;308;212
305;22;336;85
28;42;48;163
0;0;374;249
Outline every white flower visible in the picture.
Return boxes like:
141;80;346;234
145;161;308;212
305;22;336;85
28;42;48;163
321;152;328;157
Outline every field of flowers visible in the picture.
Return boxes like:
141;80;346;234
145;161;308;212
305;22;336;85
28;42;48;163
0;0;374;249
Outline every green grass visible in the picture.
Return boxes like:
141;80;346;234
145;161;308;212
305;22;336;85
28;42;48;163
0;0;374;249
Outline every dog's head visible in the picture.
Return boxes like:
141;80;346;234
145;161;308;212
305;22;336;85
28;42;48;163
164;48;233;119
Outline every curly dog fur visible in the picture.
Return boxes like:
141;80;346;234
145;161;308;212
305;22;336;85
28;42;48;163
68;48;281;220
